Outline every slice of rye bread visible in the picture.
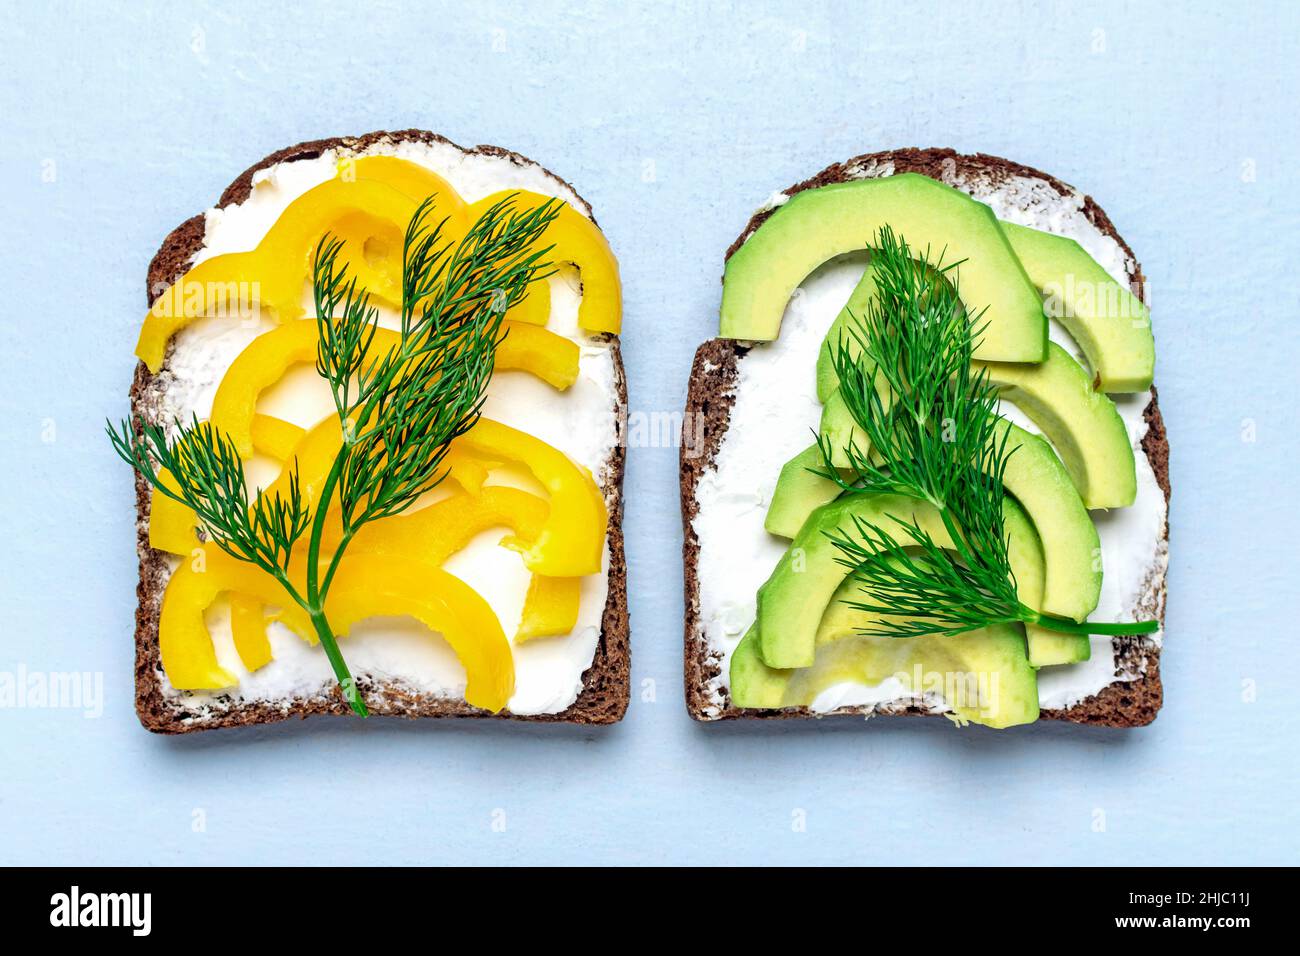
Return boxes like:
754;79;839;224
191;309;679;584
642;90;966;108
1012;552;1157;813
682;147;1169;728
131;129;629;733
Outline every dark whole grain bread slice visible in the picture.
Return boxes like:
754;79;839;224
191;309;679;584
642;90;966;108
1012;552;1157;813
682;148;1168;728
132;129;628;733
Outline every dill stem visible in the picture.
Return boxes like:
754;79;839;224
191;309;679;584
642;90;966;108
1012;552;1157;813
1028;612;1161;636
307;607;366;716
304;447;368;717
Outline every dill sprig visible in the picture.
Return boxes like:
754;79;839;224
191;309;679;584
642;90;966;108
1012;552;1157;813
816;225;1000;510
110;193;562;714
820;227;1158;641
112;417;311;580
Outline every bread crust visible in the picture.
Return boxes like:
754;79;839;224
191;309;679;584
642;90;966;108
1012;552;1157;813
132;130;629;733
682;147;1168;727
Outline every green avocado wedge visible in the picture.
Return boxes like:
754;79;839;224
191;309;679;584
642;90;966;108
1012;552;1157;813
764;444;845;539
765;443;840;539
730;621;1039;729
755;494;1046;669
814;267;878;404
995;421;1097;665
819;392;864;469
1001;221;1154;392
996;420;1101;624
721;175;1047;362
810;379;1102;619
730;626;791;709
978;342;1136;509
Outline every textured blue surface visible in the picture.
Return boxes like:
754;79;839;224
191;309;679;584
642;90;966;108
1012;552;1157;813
1;0;1297;866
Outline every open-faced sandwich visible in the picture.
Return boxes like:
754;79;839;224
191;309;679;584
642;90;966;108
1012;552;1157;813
114;130;628;732
682;148;1168;728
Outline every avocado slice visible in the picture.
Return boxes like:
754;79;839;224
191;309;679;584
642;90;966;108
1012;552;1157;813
996;420;1101;624
730;626;791;709
818;391;866;469
722;175;1047;362
995;421;1097;666
1001;221;1154;392
755;494;1047;669
799;626;1037;728
815;267;879;404
765;444;845;539
978;343;1136;509
732;621;1038;728
816;335;846;405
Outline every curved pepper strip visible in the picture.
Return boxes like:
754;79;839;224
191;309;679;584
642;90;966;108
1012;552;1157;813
516;575;582;643
137;164;580;370
136;178;424;371
322;556;515;712
346;487;580;646
159;488;573;695
338;156;470;226
467;190;622;334
158;452;584;695
249;413;306;460
350;486;545;560
149;469;201;556
149;414;308;555
158;549;296;688
229;592;273;672
454;418;607;576
210;318;580;456
147;408;487;558
340;156;549;326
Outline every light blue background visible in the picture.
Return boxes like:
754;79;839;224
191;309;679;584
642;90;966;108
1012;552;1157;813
1;0;1296;866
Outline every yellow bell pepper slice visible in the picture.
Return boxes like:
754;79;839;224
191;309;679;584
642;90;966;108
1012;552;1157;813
350;486;546;562
322;555;514;712
516;576;582;643
149;468;199;556
249;413;306;460
229;593;273;672
446;450;490;495
467;190;621;334
337;156;469;224
348;487;581;643
497;321;580;389
210;319;579;457
137;178;424;371
136;171;587;370
158;550;293;689
254;414;488;527
455;418;607;576
160;414;486;562
149;415;306;555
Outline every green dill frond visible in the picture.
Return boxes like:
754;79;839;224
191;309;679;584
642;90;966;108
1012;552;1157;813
106;415;309;588
822;225;1157;641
